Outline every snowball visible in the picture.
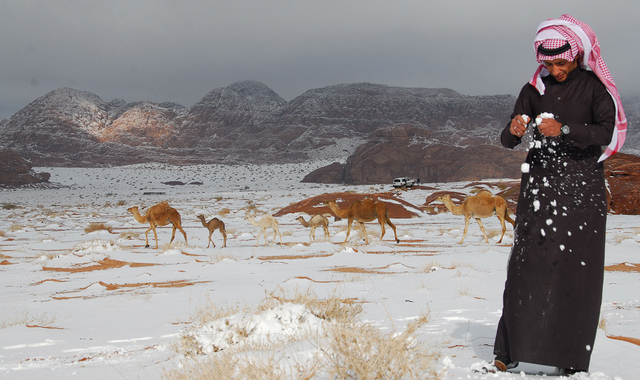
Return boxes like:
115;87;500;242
521;163;530;173
546;219;553;225
522;114;530;124
533;200;541;211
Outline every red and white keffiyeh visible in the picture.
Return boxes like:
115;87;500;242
529;14;627;162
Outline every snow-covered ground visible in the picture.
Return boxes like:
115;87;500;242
1;163;638;379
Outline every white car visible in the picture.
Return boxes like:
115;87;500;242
393;177;415;188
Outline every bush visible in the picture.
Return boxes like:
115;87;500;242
166;287;442;380
84;222;113;234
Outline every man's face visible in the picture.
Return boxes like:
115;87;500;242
543;58;578;82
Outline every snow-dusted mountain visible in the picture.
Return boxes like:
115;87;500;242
0;81;518;167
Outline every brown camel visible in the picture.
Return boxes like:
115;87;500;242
246;214;283;247
435;190;515;244
325;198;399;245
295;214;330;242
197;215;227;248
127;201;188;249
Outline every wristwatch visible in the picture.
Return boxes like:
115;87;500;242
561;124;570;136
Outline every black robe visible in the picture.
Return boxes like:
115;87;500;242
494;67;615;371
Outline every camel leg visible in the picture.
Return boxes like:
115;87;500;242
497;215;507;244
475;218;489;243
275;225;283;246
256;228;263;247
322;224;330;241
146;225;159;249
178;225;188;245
344;220;353;243
144;226;153;248
170;226;177;245
310;226;316;242
385;216;400;243
207;230;215;248
360;222;369;245
459;216;471;244
221;230;227;248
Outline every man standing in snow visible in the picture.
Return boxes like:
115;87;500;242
490;14;627;375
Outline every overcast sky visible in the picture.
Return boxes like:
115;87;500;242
1;0;638;120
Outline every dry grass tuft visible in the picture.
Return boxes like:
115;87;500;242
10;224;26;232
0;310;56;329
209;252;237;264
258;287;363;325
84;222;113;234
118;231;140;240
218;208;231;217
166;287;442;380
598;317;608;331
322;313;440;380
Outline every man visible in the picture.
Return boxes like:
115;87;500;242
489;14;627;375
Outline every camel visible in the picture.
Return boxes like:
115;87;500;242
435;190;515;244
197;215;227;248
246;214;283;247
295;214;330;242
127;201;188;249
324;198;399;245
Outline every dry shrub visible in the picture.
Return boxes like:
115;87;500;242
0;230;5;238
218;208;231;217
0;310;56;329
598;317;608;331
2;203;18;210
10;224;26;232
164;352;318;380
118;231;139;240
258;287;363;325
166;287;442;380
209;252;237;264
244;201;258;213
422;260;443;273
84;222;113;234
323;313;441;380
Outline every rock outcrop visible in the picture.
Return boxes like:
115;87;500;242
0;148;50;187
303;125;527;184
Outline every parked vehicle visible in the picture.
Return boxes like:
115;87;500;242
393;177;416;188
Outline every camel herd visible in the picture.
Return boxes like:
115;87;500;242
126;191;514;249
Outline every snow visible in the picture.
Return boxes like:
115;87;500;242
1;163;639;379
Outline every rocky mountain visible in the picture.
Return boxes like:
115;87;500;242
0;81;518;167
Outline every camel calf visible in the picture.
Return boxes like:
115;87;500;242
296;214;330;242
246;214;283;247
197;215;227;248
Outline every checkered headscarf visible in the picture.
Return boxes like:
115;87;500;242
529;14;627;162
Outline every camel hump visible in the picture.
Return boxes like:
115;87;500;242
476;190;494;197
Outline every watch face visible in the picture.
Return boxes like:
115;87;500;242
562;125;570;135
